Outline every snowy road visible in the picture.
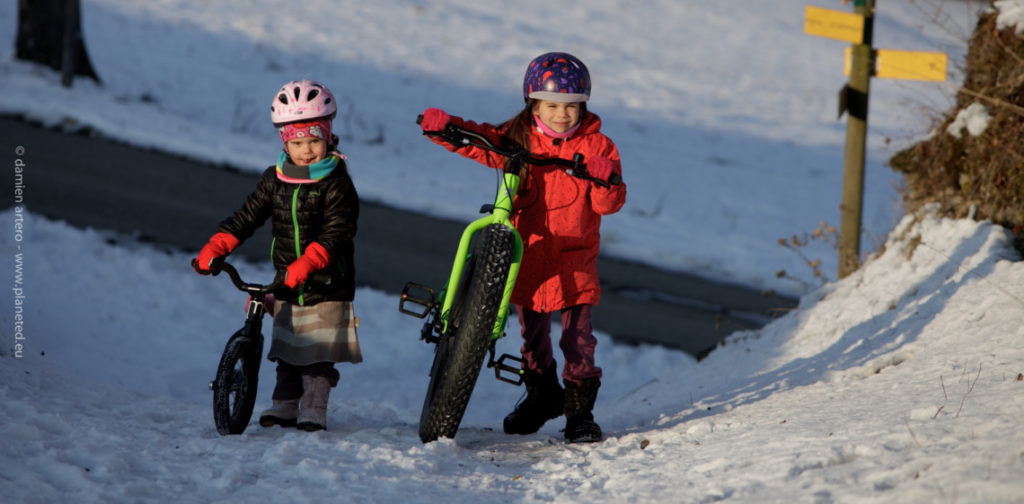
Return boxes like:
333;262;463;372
1;117;794;356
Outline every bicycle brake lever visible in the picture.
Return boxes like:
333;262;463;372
563;153;609;188
575;152;621;188
572;153;585;168
563;167;612;189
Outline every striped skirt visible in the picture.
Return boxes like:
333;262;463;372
268;300;362;366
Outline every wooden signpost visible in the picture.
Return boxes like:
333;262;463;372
804;2;947;278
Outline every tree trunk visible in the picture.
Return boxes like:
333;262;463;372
15;0;100;86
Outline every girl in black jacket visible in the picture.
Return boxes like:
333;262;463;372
194;79;360;431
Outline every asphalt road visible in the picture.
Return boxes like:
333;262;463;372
1;116;795;357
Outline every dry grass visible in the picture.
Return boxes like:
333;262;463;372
889;10;1024;235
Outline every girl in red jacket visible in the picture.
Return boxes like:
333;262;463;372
420;52;626;443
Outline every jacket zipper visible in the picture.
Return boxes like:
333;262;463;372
291;186;305;305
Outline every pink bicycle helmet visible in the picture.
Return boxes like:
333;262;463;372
270;79;337;126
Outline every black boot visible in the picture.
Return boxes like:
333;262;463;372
564;378;602;443
503;362;564;435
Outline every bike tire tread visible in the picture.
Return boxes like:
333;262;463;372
419;224;515;442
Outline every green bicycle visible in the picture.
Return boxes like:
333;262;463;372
399;116;620;443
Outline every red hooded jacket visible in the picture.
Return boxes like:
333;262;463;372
433;112;627;312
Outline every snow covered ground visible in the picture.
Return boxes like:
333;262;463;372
2;206;1023;502
3;1;1024;503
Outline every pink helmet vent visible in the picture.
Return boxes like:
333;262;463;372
270;79;337;126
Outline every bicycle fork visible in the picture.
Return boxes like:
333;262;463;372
399;227;527;385
208;296;269;392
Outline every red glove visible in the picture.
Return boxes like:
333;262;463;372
587;156;615;183
194;232;239;275
284;242;331;289
420;108;450;132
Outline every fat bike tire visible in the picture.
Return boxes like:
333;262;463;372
419;224;515;443
212;334;262;435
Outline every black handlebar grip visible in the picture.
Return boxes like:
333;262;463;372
416;114;424;125
609;174;622;185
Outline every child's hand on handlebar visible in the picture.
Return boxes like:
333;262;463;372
587;156;615;184
194;232;239;275
284;261;313;289
284;242;332;289
420;108;450;132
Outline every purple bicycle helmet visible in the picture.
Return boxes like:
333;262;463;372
523;52;591;103
270;79;337;126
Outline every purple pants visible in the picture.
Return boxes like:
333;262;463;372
516;304;602;385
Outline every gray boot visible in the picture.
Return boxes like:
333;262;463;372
297;375;331;431
259;399;299;428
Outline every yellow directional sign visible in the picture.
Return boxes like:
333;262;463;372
876;49;947;81
804;5;865;44
843;47;947;81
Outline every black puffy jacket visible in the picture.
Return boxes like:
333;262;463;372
218;163;359;305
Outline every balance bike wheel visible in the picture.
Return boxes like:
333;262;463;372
212;335;262;435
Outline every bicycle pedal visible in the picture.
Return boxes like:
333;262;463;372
492;353;526;386
399;282;436;318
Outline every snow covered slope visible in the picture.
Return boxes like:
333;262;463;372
1;207;1021;502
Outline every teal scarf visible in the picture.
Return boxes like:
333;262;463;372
276;151;341;183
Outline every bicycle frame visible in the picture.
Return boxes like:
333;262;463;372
437;170;524;340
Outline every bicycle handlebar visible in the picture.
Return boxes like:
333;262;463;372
417;115;622;188
192;258;285;295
